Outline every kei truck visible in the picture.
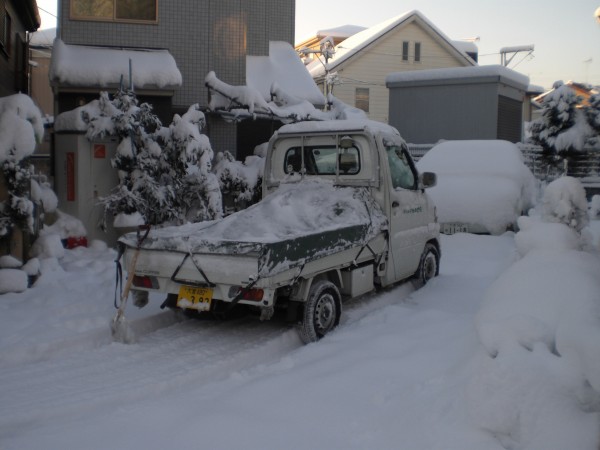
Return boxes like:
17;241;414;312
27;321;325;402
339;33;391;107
116;120;441;343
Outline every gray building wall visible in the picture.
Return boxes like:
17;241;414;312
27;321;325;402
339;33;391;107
57;0;295;152
388;76;525;144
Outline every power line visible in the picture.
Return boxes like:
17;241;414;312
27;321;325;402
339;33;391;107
38;6;57;18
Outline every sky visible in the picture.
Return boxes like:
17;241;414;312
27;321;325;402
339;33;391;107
35;0;600;89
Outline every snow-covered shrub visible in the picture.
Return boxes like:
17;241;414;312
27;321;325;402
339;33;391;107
78;91;223;228
541;176;589;232
590;194;600;218
166;104;222;223
0;94;44;239
213;147;264;212
471;209;600;449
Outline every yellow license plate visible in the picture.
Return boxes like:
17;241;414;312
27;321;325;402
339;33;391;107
176;286;213;311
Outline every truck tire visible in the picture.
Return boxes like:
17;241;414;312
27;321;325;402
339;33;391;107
297;280;342;344
413;243;439;288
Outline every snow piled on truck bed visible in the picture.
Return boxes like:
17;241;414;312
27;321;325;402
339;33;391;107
120;179;387;253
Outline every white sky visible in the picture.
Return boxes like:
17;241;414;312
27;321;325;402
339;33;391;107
35;0;600;89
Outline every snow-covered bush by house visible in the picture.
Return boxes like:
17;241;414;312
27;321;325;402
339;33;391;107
470;180;600;449
529;81;600;153
73;90;222;228
541;176;589;232
0;94;44;239
213;144;266;210
165;104;222;223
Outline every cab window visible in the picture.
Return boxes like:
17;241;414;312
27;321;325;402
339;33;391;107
385;144;416;190
284;146;360;175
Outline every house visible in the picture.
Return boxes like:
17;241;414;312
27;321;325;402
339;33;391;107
533;80;599;108
302;10;477;124
296;24;366;59
52;0;297;154
386;65;530;144
0;0;41;97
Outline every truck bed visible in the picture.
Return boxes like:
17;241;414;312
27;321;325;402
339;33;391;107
119;180;387;281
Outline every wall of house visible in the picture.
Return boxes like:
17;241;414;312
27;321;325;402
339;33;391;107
0;0;30;97
327;20;469;124
58;0;294;110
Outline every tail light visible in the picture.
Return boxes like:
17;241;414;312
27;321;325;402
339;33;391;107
228;286;264;301
133;275;159;289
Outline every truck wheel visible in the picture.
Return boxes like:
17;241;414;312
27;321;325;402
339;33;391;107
413;243;439;288
297;280;342;344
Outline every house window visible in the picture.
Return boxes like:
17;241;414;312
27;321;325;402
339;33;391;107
414;42;421;62
70;0;158;23
1;8;11;55
402;41;409;61
355;88;369;113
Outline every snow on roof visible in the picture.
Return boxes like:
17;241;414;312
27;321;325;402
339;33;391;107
307;10;474;78
452;40;478;56
246;42;325;106
50;39;182;89
316;25;366;39
386;65;529;90
30;27;56;48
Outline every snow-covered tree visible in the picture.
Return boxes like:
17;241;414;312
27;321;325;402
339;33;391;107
529;81;600;154
92;89;179;227
0;94;44;239
584;93;600;148
529;81;582;153
166;104;222;222
79;91;222;228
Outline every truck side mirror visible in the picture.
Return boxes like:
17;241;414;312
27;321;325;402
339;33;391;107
420;172;437;189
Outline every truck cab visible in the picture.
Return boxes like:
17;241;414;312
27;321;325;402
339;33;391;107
263;120;439;288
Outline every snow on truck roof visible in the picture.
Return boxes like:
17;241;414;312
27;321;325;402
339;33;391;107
276;119;402;139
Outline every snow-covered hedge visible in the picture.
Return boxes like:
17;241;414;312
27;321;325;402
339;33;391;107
470;178;600;449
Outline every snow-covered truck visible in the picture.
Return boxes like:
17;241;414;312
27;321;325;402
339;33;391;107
118;120;440;343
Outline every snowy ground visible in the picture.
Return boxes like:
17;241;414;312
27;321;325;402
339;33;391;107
1;222;599;449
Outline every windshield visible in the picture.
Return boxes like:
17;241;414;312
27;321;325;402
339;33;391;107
385;144;416;190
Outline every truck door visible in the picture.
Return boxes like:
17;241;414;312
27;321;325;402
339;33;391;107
385;144;430;281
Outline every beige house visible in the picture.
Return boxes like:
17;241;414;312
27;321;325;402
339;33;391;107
301;10;477;123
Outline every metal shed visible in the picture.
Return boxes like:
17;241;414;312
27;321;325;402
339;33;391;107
386;65;529;144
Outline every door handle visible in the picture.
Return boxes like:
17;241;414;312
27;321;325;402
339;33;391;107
392;201;399;208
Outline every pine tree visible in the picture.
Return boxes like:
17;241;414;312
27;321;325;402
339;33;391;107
530;81;581;153
585;93;600;142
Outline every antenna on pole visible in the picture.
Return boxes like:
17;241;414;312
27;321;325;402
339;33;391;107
500;45;534;67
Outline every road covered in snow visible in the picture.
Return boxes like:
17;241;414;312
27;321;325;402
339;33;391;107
1;225;599;449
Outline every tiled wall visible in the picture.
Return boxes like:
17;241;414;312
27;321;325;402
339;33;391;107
59;0;295;111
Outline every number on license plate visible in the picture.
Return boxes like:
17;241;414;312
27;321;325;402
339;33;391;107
176;286;213;311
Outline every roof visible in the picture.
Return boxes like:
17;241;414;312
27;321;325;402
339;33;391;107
13;0;41;31
533;80;599;106
307;10;476;78
386;65;530;90
315;25;366;40
49;39;182;90
246;41;326;106
29;27;56;48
